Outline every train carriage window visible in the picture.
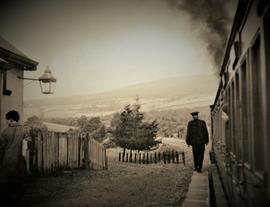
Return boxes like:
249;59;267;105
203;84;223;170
235;72;242;159
226;87;232;153
241;60;250;164
251;35;265;173
230;82;236;154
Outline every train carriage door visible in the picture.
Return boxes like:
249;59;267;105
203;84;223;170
228;82;236;206
249;30;267;206
240;58;251;207
263;8;270;206
240;59;251;166
251;34;265;176
234;72;245;206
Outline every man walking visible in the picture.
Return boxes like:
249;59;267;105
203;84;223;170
186;111;209;173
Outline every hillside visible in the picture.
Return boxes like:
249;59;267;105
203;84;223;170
24;75;218;119
43;122;78;133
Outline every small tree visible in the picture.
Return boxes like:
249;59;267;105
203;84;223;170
24;116;47;139
77;116;106;142
24;116;45;130
77;115;88;129
93;125;106;142
110;112;121;130
84;117;102;132
25;116;43;127
177;126;185;139
113;103;159;154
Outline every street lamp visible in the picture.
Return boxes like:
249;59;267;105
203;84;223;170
38;66;56;94
18;66;57;94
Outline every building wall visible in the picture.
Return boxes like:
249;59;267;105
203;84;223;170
0;68;24;131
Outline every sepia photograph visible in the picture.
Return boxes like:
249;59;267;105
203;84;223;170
0;0;269;206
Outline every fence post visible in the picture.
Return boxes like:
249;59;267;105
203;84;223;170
30;129;39;174
122;150;124;162
85;134;90;169
66;133;69;169
176;151;179;164
163;152;166;164
158;152;161;162
105;149;108;170
29;129;35;174
134;153;137;163
154;152;157;163
172;151;175;163
42;131;46;174
40;130;44;173
146;153;149;164
126;153;129;162
139;153;141;164
78;134;81;168
143;153;145;164
168;152;171;164
129;151;132;163
182;152;185;165
119;152;121;162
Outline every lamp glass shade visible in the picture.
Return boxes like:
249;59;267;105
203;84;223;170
38;66;56;94
39;81;56;94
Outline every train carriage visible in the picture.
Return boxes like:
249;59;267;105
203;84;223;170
210;0;270;206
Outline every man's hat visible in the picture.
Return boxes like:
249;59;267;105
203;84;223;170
190;111;199;116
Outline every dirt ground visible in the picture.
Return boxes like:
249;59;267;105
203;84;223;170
21;139;194;207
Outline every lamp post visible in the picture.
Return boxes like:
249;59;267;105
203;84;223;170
18;66;57;94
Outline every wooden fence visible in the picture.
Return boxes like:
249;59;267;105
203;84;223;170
25;130;107;174
118;151;185;165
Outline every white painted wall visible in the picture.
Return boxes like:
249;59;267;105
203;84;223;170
0;68;24;131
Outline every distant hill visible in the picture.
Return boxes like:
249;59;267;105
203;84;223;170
91;75;218;100
43;122;78;133
24;75;218;119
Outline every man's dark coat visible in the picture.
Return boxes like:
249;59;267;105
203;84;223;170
186;119;209;145
186;119;209;170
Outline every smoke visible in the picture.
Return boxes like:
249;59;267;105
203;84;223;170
166;0;233;71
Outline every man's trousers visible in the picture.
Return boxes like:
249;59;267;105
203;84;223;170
192;144;205;170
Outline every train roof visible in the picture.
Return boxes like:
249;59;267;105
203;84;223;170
212;0;253;111
219;0;251;77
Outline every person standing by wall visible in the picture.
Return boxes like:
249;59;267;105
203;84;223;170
0;110;30;206
186;111;209;173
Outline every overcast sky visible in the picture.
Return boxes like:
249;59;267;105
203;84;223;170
0;0;237;100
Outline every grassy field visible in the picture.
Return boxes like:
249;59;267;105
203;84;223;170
21;138;194;207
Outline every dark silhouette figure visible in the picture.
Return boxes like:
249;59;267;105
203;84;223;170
186;112;209;173
0;110;30;206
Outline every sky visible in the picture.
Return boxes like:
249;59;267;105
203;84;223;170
0;0;237;100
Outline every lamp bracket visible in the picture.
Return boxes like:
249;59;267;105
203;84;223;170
17;76;39;81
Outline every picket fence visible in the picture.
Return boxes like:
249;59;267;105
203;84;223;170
118;150;185;165
25;130;107;174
